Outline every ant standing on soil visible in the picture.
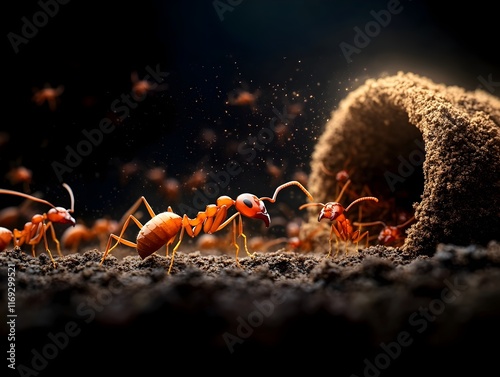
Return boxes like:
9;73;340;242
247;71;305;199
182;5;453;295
0;184;76;266
99;180;314;274
299;179;379;257
353;215;416;247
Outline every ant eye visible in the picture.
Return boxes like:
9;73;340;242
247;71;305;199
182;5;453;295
242;198;253;208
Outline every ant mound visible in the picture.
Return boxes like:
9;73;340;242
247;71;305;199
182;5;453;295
302;71;500;256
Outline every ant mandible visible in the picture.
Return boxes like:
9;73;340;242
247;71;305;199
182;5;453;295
99;180;314;274
299;179;379;257
353;215;416;247
0;183;76;266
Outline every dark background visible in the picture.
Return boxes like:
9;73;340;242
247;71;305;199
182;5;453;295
1;0;499;228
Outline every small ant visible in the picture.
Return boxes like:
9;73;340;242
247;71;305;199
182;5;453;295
353;215;416;247
130;71;168;98
0;184;76;266
5;166;33;193
32;84;64;111
99;180;314;274
61;217;119;253
320;159;364;202
299;179;379;257
226;85;260;112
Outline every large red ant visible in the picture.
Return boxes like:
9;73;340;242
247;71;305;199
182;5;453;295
0;184;76;266
99;180;314;274
299;179;379;257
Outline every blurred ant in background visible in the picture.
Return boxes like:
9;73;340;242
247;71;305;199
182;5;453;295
32;83;64;111
320;158;364;202
353;215;416;247
61;217;120;253
4;165;32;193
130;71;168;98
226;82;260;112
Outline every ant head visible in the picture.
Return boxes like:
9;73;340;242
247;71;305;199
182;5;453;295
318;202;344;222
47;207;76;226
235;193;270;227
336;170;349;182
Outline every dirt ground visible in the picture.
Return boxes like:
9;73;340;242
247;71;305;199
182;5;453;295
2;240;500;376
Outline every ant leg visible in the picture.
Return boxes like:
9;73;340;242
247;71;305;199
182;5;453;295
353;230;370;252
232;218;242;268
106;234;137;249
239;217;255;259
100;215;143;264
169;227;186;274
25;223;57;266
45;221;64;257
115;196;157;230
336;222;346;257
42;223;58;266
329;225;343;258
215;212;244;267
326;225;335;257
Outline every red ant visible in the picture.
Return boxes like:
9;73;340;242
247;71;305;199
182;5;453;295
99;180;314;274
226;88;260;110
5;165;33;193
130;71;168;98
353;215;416;247
32;83;64;111
0;184;76;266
320;159;363;202
299;179;379;257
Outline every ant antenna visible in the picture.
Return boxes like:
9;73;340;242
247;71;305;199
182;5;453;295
260;180;314;203
62;183;75;213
